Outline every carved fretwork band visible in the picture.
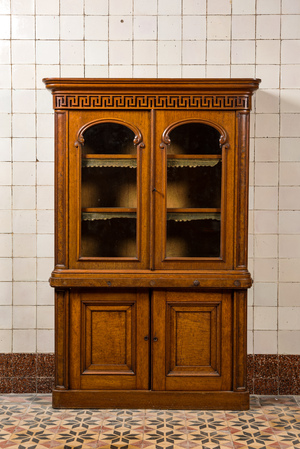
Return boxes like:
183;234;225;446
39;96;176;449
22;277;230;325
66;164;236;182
55;94;250;110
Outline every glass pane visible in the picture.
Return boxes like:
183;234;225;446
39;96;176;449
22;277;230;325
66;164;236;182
82;122;136;155
81;122;137;258
168;122;221;155
166;219;220;258
166;122;222;258
167;163;221;208
81;218;136;257
82;167;136;208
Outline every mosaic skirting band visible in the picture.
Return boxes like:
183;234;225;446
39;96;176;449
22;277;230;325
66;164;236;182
0;354;299;395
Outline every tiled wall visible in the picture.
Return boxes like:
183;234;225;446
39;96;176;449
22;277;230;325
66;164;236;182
0;0;299;359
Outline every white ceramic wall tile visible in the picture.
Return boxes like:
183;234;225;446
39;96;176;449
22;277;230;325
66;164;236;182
279;235;300;259
13;258;36;281
0;234;12;258
278;331;300;354
0;306;12;329
85;0;108;15
282;0;300;14
13;282;36;305
13;329;36;352
134;16;156;40
231;41;255;64
13;210;36;234
279;258;300;282
280;138;300;162
13;306;36;329
254;259;278;282
11;0;34;15
133;41;156;65
36;16;59;40
0;211;12;233
183;16;206;40
183;0;205;14
60;16;84;40
231;15;255;40
1;0;300;356
13;186;35;210
12;114;35;138
60;0;83;15
0;65;11;89
0;282;12;306
37;234;54;258
0;162;11;185
255;235;278;259
0;330;12;352
37;210;54;234
85;16;108;40
256;15;280;40
254;331;277;354
256;41;280;65
0;16;10;40
254;283;277;307
0;0;10;14
36;329;54;352
207;0;231;15
36;0;59;15
12;15;35;40
13;138;36;161
279;211;300;234
13;234;36;258
232;0;255;15
36;138;54;162
279;283;300;307
182;41;206;64
207;41;230;64
37;281;54;306
37;257;54;281
37;306;54;328
255;138;279;162
158;0;181;15
85;41;108;65
158;41;181;65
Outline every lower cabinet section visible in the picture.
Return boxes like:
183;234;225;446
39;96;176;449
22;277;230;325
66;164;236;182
54;288;249;410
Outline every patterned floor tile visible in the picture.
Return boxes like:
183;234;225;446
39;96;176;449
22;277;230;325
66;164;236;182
0;395;300;449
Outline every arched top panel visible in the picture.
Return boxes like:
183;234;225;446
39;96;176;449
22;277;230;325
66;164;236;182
161;119;228;155
76;119;144;155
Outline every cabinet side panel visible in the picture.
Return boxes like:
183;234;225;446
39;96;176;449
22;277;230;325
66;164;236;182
235;111;250;270
55;289;69;390
233;290;247;391
55;111;68;269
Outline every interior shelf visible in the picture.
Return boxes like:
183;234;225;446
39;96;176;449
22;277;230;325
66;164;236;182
82;208;136;221
167;159;220;168
167;208;221;221
82;156;137;168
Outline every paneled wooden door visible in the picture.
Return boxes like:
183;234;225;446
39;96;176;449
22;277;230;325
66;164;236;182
69;289;150;390
151;290;233;391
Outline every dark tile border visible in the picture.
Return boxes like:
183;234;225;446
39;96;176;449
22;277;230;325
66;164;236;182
248;354;300;395
0;353;299;394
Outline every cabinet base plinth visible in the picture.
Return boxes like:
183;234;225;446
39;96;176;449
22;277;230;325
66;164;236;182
52;389;249;410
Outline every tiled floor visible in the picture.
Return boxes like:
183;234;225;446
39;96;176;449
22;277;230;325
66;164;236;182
0;395;299;449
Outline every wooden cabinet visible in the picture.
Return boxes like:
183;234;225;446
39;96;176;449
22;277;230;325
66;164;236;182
44;78;260;410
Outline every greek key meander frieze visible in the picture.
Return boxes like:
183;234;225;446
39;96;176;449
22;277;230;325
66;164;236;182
55;95;250;110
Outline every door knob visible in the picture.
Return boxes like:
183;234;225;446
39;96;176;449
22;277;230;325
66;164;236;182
153;337;158;342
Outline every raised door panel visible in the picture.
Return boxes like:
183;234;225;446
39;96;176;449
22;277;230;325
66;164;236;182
152;290;232;391
153;110;235;270
69;289;150;390
68;110;151;270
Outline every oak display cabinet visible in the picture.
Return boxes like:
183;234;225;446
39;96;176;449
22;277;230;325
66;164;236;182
44;78;260;410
